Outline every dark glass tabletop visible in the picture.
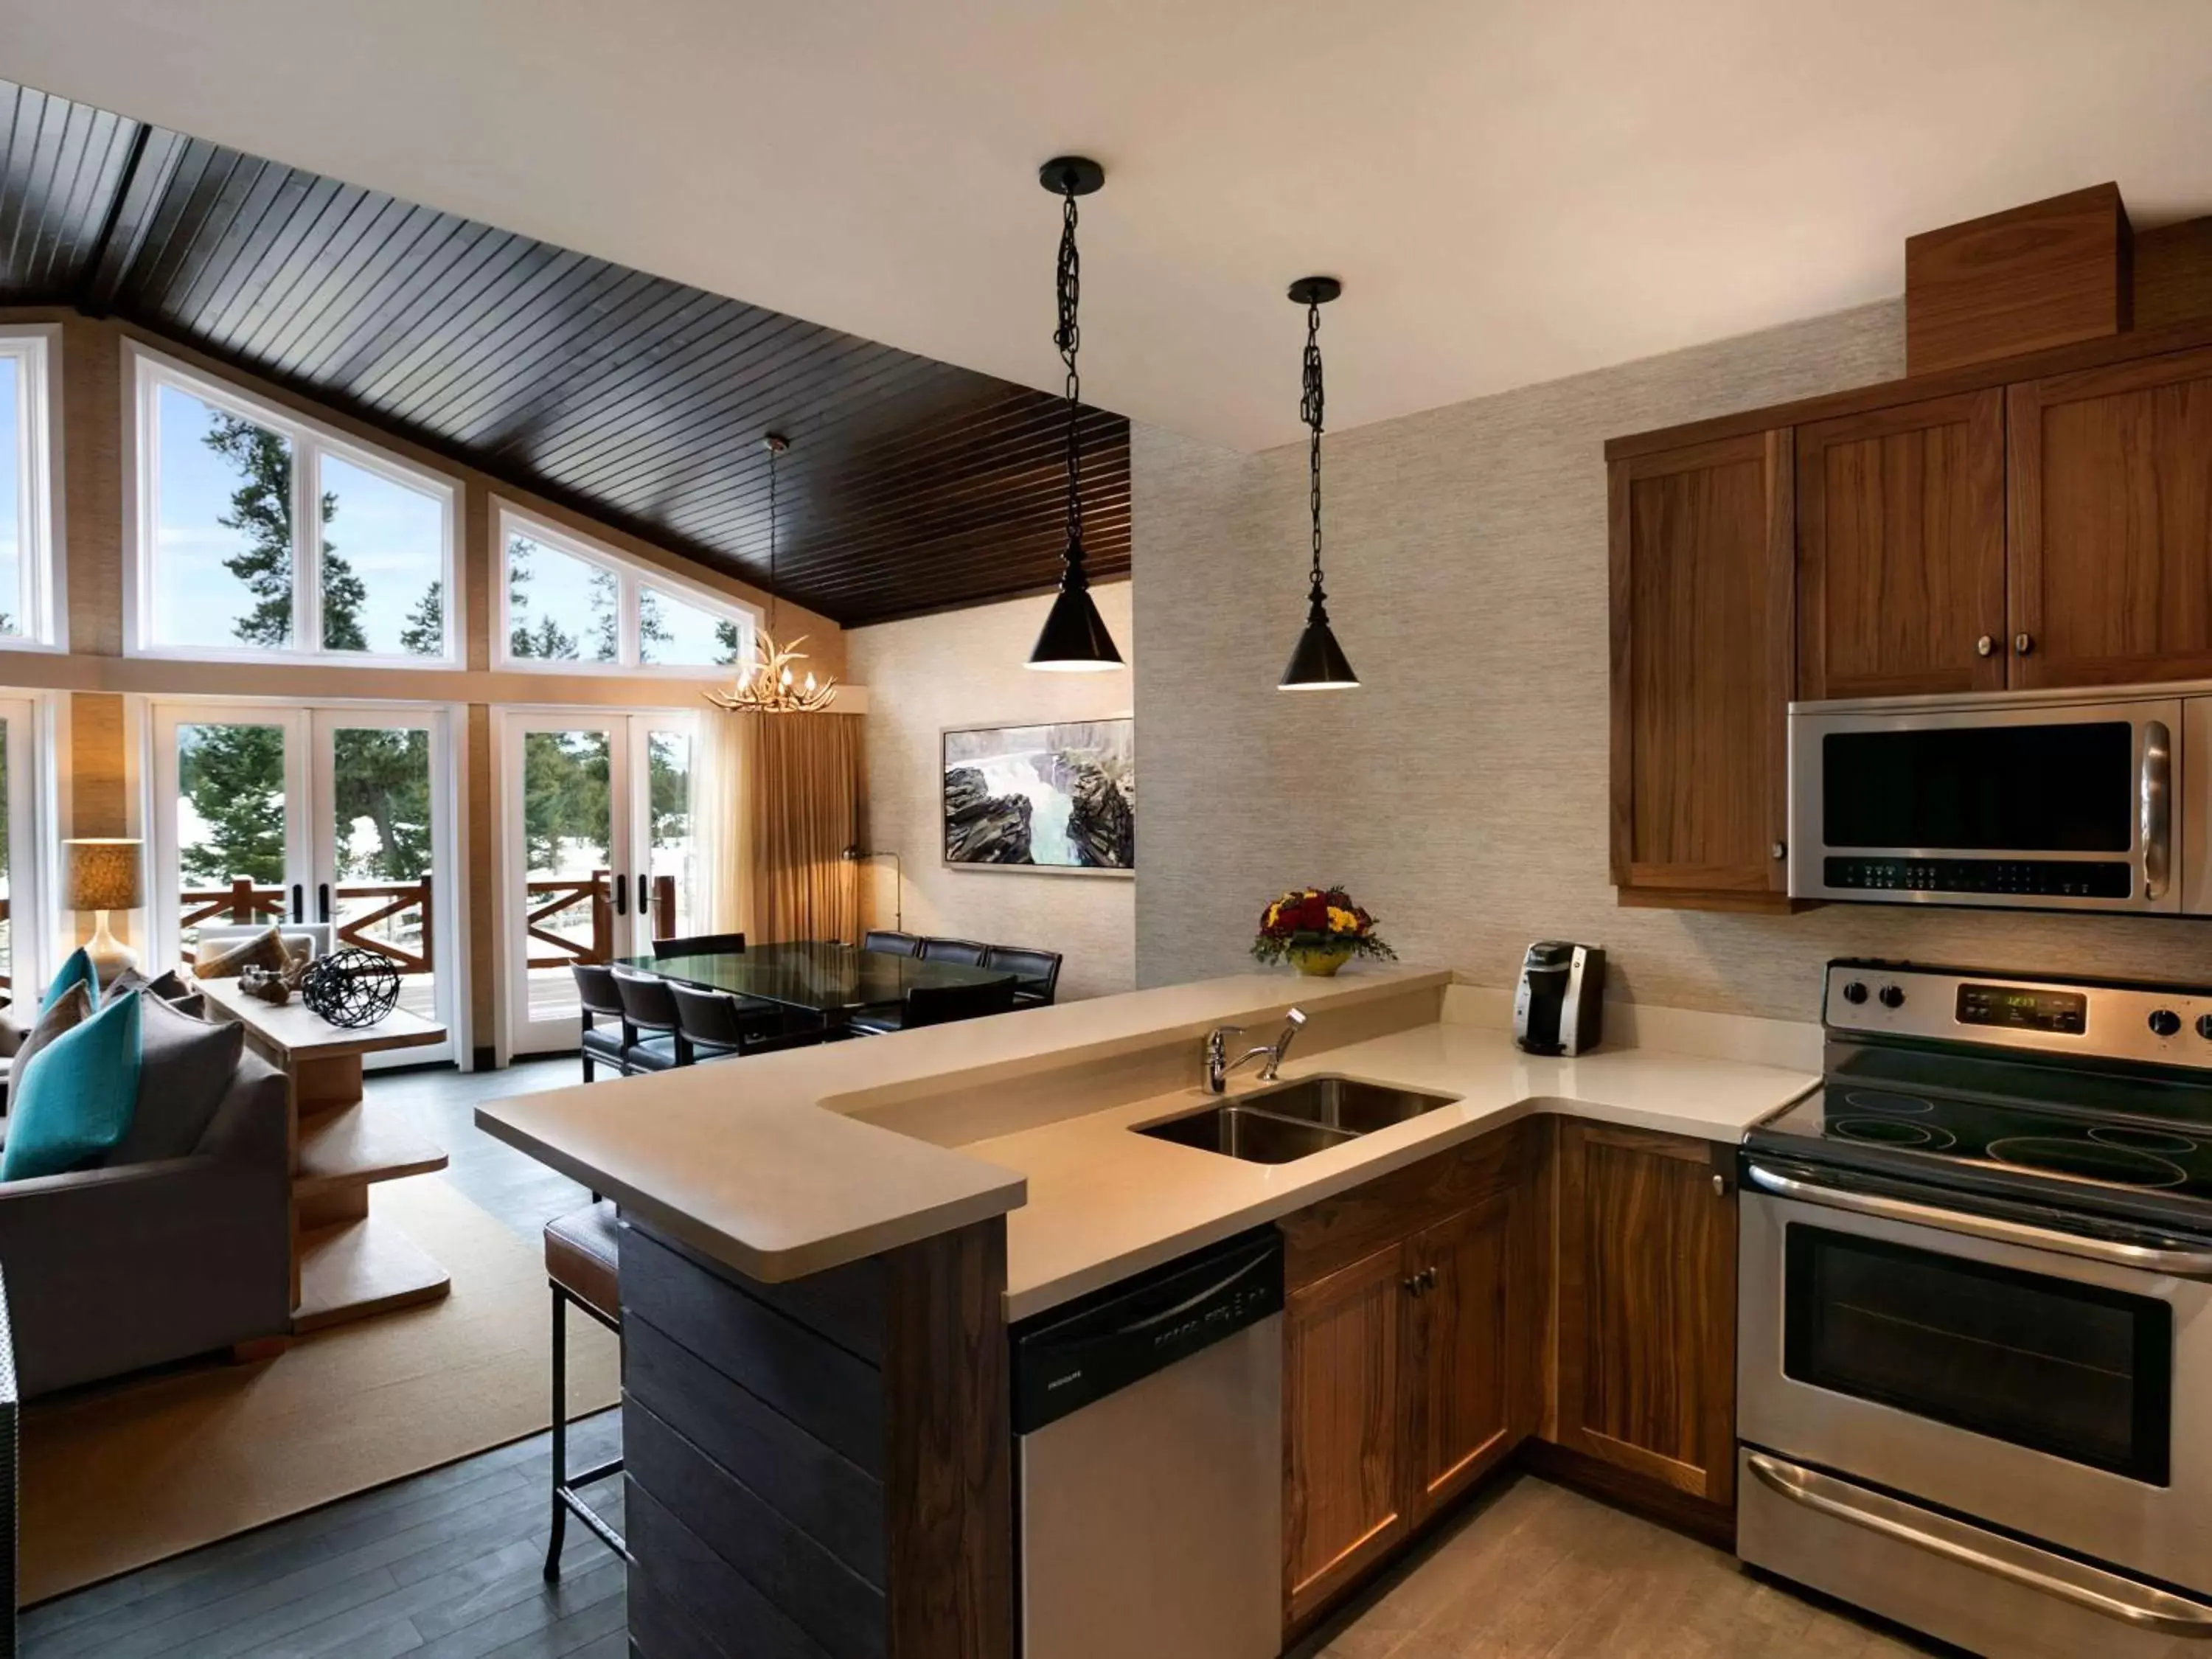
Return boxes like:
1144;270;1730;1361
619;942;1009;1015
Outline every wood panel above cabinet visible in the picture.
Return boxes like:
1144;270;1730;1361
1608;431;1797;911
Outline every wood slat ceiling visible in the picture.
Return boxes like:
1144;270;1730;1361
0;77;1130;627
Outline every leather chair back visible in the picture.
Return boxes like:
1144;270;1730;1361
920;937;990;967
669;984;748;1053
905;975;1018;1028
652;933;746;959
611;967;681;1036
572;962;627;1020
863;930;921;957
984;945;1062;1004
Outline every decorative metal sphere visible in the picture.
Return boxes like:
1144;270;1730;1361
300;946;402;1028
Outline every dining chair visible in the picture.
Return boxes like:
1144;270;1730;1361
611;967;686;1071
669;984;825;1060
919;937;990;966
651;933;747;958
848;974;1018;1036
984;945;1063;1008
863;930;921;956
571;963;634;1082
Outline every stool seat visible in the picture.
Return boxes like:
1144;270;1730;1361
544;1200;621;1326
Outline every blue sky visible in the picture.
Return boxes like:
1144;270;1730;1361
154;384;445;654
0;355;19;633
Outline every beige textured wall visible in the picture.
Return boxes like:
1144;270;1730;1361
848;584;1135;1001
1133;299;2212;1022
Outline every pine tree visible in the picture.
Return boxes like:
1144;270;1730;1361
332;727;433;881
178;723;288;885
399;581;444;656
589;568;620;662
203;414;365;650
506;540;581;661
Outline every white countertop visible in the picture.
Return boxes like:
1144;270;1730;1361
475;965;1817;1308
973;1020;1818;1321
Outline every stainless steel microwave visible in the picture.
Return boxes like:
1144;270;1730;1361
1787;682;2212;915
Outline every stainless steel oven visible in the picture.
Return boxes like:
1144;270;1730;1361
1787;682;2209;913
1739;1166;2212;1653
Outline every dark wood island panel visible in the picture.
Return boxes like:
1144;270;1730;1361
622;1217;1012;1659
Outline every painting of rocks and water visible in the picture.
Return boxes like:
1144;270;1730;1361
942;719;1135;872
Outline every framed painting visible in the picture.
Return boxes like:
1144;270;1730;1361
942;718;1134;874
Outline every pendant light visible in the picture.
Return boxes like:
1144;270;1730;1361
706;433;838;713
1027;156;1124;671
1279;276;1359;691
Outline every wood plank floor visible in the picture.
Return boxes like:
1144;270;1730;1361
25;1060;1952;1658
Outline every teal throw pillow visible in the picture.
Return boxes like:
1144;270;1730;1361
42;946;97;1014
1;991;143;1181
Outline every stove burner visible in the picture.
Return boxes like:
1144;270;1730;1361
1984;1136;2190;1189
1841;1090;1935;1116
1830;1116;1958;1150
2087;1126;2200;1155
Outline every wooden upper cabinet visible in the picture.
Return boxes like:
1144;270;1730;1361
1283;1239;1408;1624
2009;344;2212;688
1554;1123;1736;1506
1608;431;1795;906
1796;391;2007;699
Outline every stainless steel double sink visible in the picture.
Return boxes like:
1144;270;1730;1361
1133;1075;1461;1164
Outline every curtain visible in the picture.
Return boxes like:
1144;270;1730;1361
694;709;861;945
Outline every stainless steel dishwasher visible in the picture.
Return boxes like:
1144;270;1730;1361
1012;1227;1284;1659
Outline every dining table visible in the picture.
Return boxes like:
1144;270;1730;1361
618;939;1013;1034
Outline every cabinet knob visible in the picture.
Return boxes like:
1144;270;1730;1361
1402;1274;1423;1297
2014;633;2034;656
1711;1173;1727;1196
1770;840;1787;860
1976;634;1994;657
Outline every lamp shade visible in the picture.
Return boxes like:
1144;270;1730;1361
65;838;145;911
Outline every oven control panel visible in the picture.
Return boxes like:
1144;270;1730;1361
1826;961;2212;1068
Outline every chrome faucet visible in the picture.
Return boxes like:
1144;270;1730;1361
1206;1008;1307;1093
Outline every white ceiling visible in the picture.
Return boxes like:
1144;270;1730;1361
7;0;2210;451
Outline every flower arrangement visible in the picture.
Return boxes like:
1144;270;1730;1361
1252;885;1397;976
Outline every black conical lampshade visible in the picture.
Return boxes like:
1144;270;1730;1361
1029;569;1124;671
1280;590;1359;689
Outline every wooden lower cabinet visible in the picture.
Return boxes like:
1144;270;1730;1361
1280;1116;1736;1627
1553;1121;1737;1506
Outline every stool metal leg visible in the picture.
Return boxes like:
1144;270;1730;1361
544;1279;629;1581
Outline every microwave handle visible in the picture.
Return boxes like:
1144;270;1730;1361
2143;720;2172;902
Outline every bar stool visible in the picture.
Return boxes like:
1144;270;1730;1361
543;1199;626;1578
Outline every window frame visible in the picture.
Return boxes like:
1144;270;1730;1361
0;327;68;654
493;502;759;679
124;344;462;667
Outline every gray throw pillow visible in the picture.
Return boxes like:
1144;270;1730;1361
13;982;92;1079
102;967;193;1008
106;991;245;1165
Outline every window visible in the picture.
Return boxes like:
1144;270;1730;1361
130;348;457;664
496;506;756;675
0;330;63;650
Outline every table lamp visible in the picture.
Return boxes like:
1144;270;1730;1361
65;837;145;982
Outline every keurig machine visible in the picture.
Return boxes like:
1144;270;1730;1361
1513;942;1605;1056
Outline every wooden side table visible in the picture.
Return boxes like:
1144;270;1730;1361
195;980;451;1332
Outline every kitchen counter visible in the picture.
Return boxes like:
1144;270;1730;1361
476;965;1817;1311
974;1016;1818;1320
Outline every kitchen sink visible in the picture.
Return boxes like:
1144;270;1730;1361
1133;1075;1461;1164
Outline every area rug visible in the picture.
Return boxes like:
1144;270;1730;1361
18;1173;621;1603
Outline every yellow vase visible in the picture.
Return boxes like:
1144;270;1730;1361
1290;943;1354;977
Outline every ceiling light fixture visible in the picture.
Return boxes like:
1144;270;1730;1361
1027;155;1124;672
1279;276;1359;691
706;433;838;713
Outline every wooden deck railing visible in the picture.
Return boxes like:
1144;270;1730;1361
182;871;677;973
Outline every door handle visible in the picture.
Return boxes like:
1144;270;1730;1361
1745;1453;2212;1637
637;872;648;918
291;883;303;923
316;883;330;924
611;872;627;917
1744;1162;2212;1276
2143;720;2171;902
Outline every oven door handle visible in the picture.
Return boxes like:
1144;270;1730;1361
1743;1161;2212;1277
1746;1453;2212;1637
2143;717;2172;902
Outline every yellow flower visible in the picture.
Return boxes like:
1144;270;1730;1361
1326;906;1359;934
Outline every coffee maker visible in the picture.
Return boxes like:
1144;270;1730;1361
1513;942;1604;1056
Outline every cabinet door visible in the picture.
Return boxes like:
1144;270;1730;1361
1405;1192;1518;1528
1797;391;2007;699
2009;344;2212;688
1554;1123;1736;1504
1609;431;1795;908
1284;1239;1411;1624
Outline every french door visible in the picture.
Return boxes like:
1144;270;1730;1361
150;702;460;1066
501;709;695;1056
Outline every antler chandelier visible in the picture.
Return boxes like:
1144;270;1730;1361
706;433;838;714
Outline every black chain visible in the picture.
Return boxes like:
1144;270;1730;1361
1056;183;1085;566
1301;298;1326;597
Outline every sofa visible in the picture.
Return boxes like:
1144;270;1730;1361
0;1004;292;1398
